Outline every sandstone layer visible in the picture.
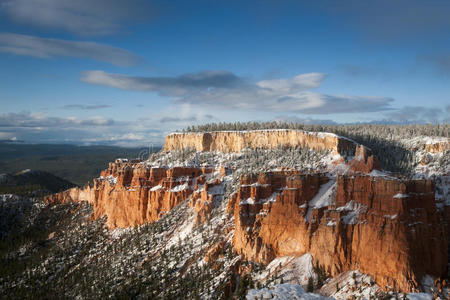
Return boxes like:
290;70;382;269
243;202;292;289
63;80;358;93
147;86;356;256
230;172;448;292
164;130;368;156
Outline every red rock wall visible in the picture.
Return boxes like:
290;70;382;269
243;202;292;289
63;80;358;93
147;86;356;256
45;160;221;228
231;172;448;292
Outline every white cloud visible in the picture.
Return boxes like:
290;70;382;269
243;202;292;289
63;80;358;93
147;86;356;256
0;33;142;66
257;73;325;93
82;70;393;114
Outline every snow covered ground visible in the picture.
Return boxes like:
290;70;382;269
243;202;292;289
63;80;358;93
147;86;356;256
247;283;332;300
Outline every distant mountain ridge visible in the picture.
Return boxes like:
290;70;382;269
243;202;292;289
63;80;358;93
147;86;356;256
0;169;76;196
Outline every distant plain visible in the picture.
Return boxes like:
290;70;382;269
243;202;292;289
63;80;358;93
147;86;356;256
0;142;159;186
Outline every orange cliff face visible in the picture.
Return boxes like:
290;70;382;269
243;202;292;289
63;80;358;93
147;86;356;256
164;130;367;156
425;140;450;153
229;171;448;292
163;130;380;173
45;159;225;228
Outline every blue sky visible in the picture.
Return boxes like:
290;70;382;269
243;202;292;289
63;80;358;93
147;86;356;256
0;0;449;146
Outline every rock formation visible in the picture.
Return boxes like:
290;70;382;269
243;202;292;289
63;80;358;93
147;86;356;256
230;171;448;292
46;159;224;228
164;130;367;156
424;139;450;153
45;130;448;293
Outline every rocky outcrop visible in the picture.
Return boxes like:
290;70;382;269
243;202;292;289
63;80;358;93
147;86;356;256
231;172;448;292
164;130;367;156
425;140;450;153
45;159;224;228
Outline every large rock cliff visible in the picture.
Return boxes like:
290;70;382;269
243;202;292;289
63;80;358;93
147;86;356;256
229;171;448;292
164;130;366;156
46;159;224;228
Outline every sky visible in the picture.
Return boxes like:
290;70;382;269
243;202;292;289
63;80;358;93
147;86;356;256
0;0;449;146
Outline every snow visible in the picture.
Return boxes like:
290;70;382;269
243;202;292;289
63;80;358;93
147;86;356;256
409;136;449;145
171;182;190;192
336;200;367;224
259;193;279;204
165;216;195;249
150;184;163;191
393;193;409;199
99;175;118;185
109;227;133;240
406;293;433;300
320;270;379;299
115;158;129;163
240;197;255;205
207;184;224;195
306;179;336;222
326;220;336;226
309;180;336;209
384;214;397;220
369;169;392;177
241;182;270;187
17;169;31;174
247;283;332;300
240;193;279;205
254;254;318;289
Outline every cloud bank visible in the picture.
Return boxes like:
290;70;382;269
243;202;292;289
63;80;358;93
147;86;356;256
62;104;112;110
0;33;142;66
81;70;394;114
0;112;115;128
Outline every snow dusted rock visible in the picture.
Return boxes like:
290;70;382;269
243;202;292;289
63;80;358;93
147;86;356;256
246;283;332;300
45;161;225;228
43;130;448;296
232;171;448;293
254;254;319;288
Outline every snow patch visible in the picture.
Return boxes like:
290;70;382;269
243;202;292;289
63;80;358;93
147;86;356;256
171;182;190;192
247;283;332;300
150;184;163;191
320;270;379;299
393;193;409;199
306;179;336;222
336;200;367;224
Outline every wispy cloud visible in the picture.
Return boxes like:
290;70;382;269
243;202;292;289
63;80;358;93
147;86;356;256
274;115;338;125
159;114;214;124
381;106;449;124
1;0;153;36
81;70;244;95
0;33;142;66
159;116;197;124
81;70;393;114
62;104;112;110
0;112;114;128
